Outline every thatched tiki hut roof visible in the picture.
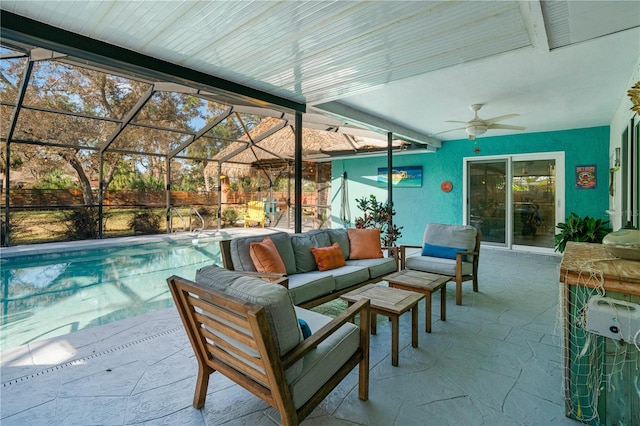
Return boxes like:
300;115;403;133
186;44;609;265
205;117;405;179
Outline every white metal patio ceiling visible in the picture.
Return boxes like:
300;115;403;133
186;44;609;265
1;1;639;144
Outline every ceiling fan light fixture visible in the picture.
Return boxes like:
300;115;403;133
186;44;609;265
465;124;488;136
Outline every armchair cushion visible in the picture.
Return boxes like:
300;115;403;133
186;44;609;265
195;265;302;357
195;264;248;291
423;223;477;251
224;278;304;381
292;307;360;409
405;255;473;277
421;243;466;260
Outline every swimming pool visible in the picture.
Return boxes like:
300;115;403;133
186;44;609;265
0;233;232;350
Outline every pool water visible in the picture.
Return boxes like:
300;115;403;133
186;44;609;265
0;235;223;350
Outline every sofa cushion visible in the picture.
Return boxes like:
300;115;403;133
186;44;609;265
292;307;360;409
310;243;347;271
307;229;331;247
405;255;473;277
287;273;336;305
290;233;321;273
331;265;370;291
229;232;296;275
423;223;477;251
346;257;397;279
250;237;287;274
326;228;350;260
347;228;383;259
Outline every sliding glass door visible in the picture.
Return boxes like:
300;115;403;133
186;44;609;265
465;153;564;252
468;160;507;244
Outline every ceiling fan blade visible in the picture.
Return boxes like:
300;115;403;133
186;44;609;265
430;126;466;136
484;114;519;125
445;120;467;124
488;124;526;131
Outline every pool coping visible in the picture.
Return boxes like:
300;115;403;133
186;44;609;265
0;227;282;259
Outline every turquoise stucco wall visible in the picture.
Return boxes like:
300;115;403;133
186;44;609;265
330;126;610;245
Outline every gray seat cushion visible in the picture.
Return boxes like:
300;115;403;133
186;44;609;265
292;307;359;409
347;257;397;279
331;265;370;291
287;273;335;305
405;255;473;276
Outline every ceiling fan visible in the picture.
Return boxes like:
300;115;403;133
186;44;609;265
434;104;526;140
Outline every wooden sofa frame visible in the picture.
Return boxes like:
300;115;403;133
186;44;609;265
167;275;370;426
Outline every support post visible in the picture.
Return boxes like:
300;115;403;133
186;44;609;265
387;132;393;246
294;111;303;233
4;60;33;247
166;158;171;233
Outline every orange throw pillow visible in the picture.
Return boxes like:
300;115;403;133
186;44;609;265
310;243;347;271
250;237;286;274
347;228;383;259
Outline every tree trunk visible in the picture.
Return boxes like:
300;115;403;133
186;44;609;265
61;151;95;205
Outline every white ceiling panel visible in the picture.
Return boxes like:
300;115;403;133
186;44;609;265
1;0;638;145
1;0;534;105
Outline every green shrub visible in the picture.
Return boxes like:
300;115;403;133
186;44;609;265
64;207;100;240
222;208;238;227
554;212;611;253
129;210;162;234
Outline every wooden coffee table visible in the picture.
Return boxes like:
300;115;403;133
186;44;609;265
384;269;449;333
341;284;424;366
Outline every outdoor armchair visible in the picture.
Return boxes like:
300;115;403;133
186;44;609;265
244;200;267;227
167;269;370;425
400;223;481;305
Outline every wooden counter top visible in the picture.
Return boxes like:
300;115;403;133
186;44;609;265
559;241;640;296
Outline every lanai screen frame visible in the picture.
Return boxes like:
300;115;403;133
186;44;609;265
1;10;436;246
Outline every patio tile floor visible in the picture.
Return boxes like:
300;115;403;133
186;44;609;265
1;247;580;425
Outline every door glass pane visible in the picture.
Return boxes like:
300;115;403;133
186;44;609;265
468;161;507;244
512;160;556;248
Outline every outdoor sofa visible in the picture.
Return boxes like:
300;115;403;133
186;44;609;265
213;228;398;308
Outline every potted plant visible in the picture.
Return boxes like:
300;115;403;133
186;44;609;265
554;212;611;253
354;194;403;248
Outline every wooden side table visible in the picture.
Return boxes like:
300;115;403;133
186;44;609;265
341;284;424;366
384;269;449;333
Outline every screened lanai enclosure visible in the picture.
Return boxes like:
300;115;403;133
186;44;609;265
0;43;414;246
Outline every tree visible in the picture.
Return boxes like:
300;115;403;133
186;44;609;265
1;58;205;203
